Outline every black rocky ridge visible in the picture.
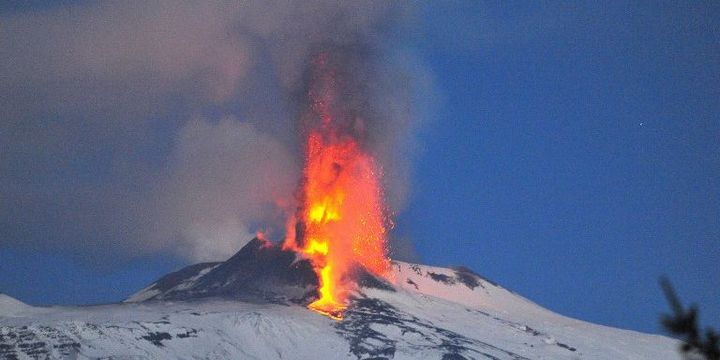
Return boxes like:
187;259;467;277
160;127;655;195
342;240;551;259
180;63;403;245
131;237;394;304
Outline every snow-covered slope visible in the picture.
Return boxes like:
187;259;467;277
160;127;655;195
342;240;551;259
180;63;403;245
0;294;32;317
0;240;680;359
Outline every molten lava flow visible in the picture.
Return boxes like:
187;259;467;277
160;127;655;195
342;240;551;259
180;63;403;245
284;53;391;320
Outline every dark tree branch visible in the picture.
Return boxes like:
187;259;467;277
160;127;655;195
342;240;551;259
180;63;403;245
660;276;720;360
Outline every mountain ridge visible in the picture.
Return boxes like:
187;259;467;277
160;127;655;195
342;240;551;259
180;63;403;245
0;239;680;359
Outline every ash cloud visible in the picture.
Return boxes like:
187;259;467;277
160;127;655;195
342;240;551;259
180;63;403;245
0;1;433;263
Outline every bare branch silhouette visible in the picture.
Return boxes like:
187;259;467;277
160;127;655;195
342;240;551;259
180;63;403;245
660;276;719;360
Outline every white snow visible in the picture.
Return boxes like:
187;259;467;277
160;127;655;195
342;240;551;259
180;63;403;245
0;294;32;317
0;262;682;359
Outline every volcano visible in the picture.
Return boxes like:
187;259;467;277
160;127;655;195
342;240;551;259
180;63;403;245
0;239;679;359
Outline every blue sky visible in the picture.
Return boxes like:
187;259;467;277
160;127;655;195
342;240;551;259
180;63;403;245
1;2;718;335
396;2;719;333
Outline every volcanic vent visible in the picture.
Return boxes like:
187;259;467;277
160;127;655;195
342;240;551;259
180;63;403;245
129;50;395;320
282;51;393;319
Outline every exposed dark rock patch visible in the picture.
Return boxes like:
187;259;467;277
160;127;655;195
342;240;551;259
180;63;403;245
0;325;81;358
336;297;531;360
142;332;172;346
452;266;484;290
427;271;456;285
441;354;470;360
176;329;198;338
522;326;541;336
356;269;395;292
409;264;423;275
557;342;577;352
336;298;398;359
406;278;419;290
452;266;500;288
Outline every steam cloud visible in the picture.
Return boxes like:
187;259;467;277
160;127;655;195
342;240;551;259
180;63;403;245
0;1;433;263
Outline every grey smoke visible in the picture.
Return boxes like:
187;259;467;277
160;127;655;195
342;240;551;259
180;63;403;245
0;1;433;263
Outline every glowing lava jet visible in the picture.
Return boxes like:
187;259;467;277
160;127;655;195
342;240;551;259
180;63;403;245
284;53;391;320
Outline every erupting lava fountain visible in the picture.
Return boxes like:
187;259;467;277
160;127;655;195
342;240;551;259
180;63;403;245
283;52;393;320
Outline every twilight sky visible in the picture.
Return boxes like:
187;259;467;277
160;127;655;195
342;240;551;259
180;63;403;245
1;2;718;335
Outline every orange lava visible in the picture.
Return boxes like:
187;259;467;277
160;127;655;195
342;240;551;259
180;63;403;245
284;53;391;320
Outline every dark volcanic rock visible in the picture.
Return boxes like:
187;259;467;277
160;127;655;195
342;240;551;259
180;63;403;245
337;297;531;360
452;266;483;290
355;268;395;292
132;238;319;303
132;237;400;304
151;262;222;293
191;238;318;298
427;271;456;285
452;266;499;288
143;332;172;347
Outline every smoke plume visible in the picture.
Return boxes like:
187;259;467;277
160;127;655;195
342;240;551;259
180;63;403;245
0;1;432;263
